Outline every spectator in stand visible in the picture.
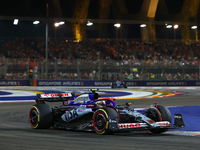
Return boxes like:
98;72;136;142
1;38;200;67
194;72;199;79
84;71;89;79
167;73;172;80
2;38;200;81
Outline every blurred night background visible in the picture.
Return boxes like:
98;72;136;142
1;0;200;81
0;0;199;41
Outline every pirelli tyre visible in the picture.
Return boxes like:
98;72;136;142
93;107;119;135
29;104;53;129
146;104;171;133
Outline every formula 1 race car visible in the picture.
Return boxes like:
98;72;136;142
111;80;127;88
29;89;185;135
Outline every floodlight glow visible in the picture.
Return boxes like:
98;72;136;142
166;25;172;28
174;24;178;29
55;23;59;27
140;24;146;27
13;19;18;25
33;21;40;24
59;21;65;25
191;26;197;29
114;23;121;28
87;22;93;26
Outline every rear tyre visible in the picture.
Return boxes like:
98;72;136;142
29;104;53;129
93;107;119;135
146;104;171;133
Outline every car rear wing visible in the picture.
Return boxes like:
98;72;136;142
35;92;75;104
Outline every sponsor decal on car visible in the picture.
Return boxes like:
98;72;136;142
40;93;72;98
63;108;79;122
118;123;144;129
157;121;171;126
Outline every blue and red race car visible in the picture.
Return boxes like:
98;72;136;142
111;80;127;88
29;89;185;135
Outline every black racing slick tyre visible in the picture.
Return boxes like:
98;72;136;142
29;104;53;129
93;107;119;135
146;104;171;133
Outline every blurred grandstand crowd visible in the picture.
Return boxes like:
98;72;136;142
1;37;200;61
0;37;200;80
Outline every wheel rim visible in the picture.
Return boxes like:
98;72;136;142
29;108;38;126
94;111;107;132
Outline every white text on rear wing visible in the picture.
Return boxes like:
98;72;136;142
39;93;72;98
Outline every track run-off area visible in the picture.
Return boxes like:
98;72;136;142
0;86;200;150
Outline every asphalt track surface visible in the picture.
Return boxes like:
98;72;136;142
0;87;200;150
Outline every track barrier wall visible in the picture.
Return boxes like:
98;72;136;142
0;80;29;86
1;80;200;86
34;80;200;86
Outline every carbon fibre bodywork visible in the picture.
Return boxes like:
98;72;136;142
29;89;185;134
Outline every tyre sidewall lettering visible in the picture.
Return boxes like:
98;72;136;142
30;106;40;128
93;109;109;134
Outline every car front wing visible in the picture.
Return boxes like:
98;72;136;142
109;114;185;132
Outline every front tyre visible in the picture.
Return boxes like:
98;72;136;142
29;104;53;129
146;104;171;133
93;107;119;135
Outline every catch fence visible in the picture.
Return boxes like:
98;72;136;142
1;58;200;81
